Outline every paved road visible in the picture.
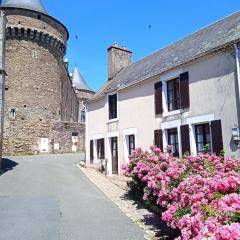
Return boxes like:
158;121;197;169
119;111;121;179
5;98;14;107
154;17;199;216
0;154;144;240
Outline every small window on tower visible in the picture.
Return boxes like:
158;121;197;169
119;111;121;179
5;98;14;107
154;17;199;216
9;108;16;119
32;51;38;59
80;109;86;123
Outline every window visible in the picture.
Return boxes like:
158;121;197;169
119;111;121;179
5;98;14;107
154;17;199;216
154;82;163;114
108;94;117;120
97;139;105;159
195;123;212;153
154;129;163;150
167;78;180;111
128;135;135;155
90;140;94;163
9;108;16;119
167;128;179;157
32;51;38;59
80;109;86;123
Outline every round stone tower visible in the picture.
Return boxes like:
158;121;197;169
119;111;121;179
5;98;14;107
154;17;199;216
1;0;71;155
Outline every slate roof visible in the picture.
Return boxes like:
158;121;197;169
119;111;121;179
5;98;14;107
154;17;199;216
1;0;47;14
92;11;240;100
72;67;93;92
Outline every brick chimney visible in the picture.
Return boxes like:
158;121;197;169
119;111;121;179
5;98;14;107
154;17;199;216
108;41;132;80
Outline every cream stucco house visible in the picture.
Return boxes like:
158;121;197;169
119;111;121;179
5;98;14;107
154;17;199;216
86;12;240;175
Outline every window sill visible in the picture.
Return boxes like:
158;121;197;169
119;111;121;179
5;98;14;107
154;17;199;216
107;118;119;124
163;109;183;117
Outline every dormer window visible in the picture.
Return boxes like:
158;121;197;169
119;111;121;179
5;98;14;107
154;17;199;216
108;94;117;120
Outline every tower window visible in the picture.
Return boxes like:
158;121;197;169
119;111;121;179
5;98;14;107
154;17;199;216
32;51;38;59
9;108;16;119
80;109;86;123
37;14;41;20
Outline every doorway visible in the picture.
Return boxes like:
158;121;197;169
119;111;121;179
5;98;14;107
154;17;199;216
111;137;118;174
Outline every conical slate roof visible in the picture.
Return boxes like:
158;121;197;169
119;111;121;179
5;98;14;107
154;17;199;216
1;0;47;14
72;67;92;91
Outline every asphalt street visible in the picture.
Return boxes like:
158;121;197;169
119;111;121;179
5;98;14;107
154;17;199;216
0;154;144;240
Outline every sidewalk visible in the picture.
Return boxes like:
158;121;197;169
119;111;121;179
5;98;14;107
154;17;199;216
77;164;175;240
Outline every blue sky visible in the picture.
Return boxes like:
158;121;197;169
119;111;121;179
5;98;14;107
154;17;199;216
44;0;240;92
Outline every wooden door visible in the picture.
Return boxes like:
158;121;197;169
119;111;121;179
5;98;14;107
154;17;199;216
111;137;118;174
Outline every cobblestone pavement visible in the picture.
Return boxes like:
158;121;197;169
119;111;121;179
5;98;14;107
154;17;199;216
79;164;172;240
0;154;145;240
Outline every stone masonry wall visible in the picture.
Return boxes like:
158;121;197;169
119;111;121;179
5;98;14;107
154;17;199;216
50;121;85;153
3;37;61;155
61;64;79;122
0;12;6;166
2;8;68;42
2;8;79;155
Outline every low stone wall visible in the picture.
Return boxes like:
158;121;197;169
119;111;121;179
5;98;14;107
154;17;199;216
50;121;85;154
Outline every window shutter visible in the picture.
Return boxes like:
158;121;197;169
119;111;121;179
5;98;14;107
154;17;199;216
90;140;94;163
180;72;190;109
100;139;105;159
154;129;163;151
211;120;224;156
155;82;163;114
180;124;190;155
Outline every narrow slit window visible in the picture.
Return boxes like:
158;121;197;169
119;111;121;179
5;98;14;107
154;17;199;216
32;51;38;59
80;109;86;123
10;108;16;119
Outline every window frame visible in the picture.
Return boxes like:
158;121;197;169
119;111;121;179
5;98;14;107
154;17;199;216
195;123;212;154
128;135;135;155
108;93;118;121
167;128;179;157
167;77;180;112
80;109;86;123
9;108;16;120
97;138;105;160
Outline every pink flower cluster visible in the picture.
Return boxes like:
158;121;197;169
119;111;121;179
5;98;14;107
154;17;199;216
122;146;240;240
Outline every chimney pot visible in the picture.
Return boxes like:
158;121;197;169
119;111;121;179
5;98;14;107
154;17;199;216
113;41;118;47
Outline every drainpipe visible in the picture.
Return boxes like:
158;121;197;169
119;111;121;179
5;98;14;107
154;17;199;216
235;44;240;99
234;44;240;139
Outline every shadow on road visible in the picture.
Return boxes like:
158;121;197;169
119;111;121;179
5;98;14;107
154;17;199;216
121;191;180;240
1;158;18;174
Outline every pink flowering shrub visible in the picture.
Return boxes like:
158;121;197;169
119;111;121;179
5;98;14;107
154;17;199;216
122;146;240;240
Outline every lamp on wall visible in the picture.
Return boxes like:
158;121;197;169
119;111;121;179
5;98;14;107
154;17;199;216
232;127;240;141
